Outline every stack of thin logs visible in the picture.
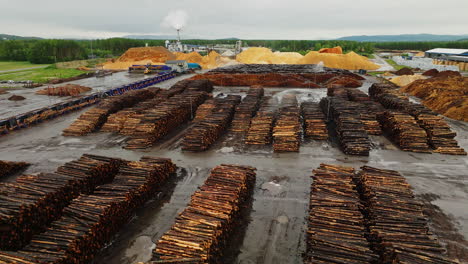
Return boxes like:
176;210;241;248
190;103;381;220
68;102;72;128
273;94;301;152
153;164;256;263
63;89;156;136
0;154;121;250
378;111;431;153
305;164;378;264
416;115;466;155
301;102;328;140
0;157;176;264
181;95;241;151
230;86;264;134
356;166;457;264
101;88;161;133
125;91;209;149
346;89;383;135
0;160;29;179
194;99;216;122
321;97;371;156
245;97;276;145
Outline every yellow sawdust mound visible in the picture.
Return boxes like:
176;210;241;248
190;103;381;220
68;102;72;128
297;51;379;70
319;46;343;54
236;47;303;64
389;75;426;87
402;76;468;121
415;51;425;57
103;47;175;70
175;51;203;64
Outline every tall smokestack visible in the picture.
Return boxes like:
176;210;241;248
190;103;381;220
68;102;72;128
177;29;181;42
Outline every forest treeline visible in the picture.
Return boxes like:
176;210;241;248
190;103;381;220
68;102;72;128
0;38;467;64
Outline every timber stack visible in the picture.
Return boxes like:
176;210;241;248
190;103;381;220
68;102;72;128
321;97;370;156
346;89;383;135
305;164;378;263
63;89;156;136
0;157;176;264
153;164;256;263
301;102;328;140
416;114;466;155
273;94;301;152
356;166;457;264
0;160;29;179
125;91;209;149
0;154;121;250
181;95;241;151
230;86;264;134
378;111;431;153
194;99;216;122
245;97;276;145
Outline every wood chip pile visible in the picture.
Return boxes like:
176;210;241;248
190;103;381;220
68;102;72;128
182;95;241;151
0;154;121;250
356;166;457;264
0;157;176;264
321;97;370;156
305;164;378;264
0;160;29;179
153;164;256;263
63;89;156;136
273;94;301;152
125;91;209;149
301;102;328;140
230;86;264;134
378;111;431;153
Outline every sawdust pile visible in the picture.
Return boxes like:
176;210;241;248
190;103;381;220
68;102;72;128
319;46;343;54
36;84;92;97
394;68;414;76
297;51;379;70
8;95;26;101
390;75;426;87
236;47;304;64
422;69;439;77
435;70;461;78
103;47;175;70
402;76;468;121
175;51;203;64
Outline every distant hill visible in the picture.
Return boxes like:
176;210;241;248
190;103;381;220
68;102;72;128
337;34;468;42
0;34;42;40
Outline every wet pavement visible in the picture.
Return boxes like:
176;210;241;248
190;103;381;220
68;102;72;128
0;81;467;264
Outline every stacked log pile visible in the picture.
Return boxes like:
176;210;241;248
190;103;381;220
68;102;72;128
273;95;301;152
305;164;378;264
0;158;176;264
125;91;209;149
182;95;241;151
245;97;276;145
356;166;457;264
301;102;328;140
153;164;256;263
230;86;264;134
378;111;431;153
321;97;370;156
63;89;155;136
194;99;216;122
0;160;29;179
0;154;121;250
416;115;466;155
344;89;383;135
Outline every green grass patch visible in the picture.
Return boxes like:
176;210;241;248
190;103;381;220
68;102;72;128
0;66;86;83
0;61;50;71
368;71;385;76
385;59;408;71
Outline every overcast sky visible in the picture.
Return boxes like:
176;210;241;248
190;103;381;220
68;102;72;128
1;0;467;39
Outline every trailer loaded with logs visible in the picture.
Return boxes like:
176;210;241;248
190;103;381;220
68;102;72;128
153;164;256;263
306;164;378;263
0;160;29;179
181;95;241;151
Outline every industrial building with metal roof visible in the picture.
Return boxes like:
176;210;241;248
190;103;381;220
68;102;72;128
425;48;468;58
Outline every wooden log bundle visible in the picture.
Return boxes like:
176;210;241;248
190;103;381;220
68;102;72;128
321;97;371;156
0;154;121;250
245;112;275;145
305;164;378;264
301;102;328;140
193;99;216;122
63;89;156;136
0;160;29;179
378;111;431;153
153;164;256;263
0;157;176;264
416;114;466;155
181;95;241;151
230;86;264;134
125;91;209;149
356;166;457;264
273;94;301;152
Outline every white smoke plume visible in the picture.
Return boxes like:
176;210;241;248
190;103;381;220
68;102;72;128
161;10;189;30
